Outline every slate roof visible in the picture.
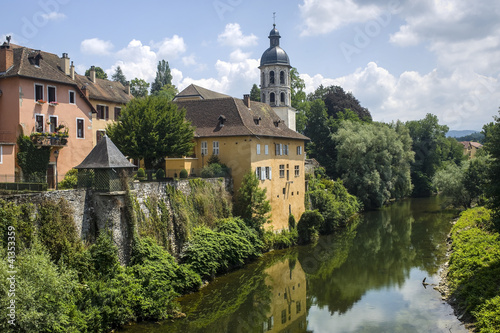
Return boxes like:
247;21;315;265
75;136;135;169
174;84;231;100
74;74;132;104
175;96;309;141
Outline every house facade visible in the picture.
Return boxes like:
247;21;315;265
460;141;483;159
173;88;309;230
0;39;95;186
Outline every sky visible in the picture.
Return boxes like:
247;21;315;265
3;0;500;131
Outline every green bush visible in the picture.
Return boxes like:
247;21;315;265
155;168;165;180
288;214;296;230
137;168;146;179
263;228;298;251
58;168;78;189
0;199;35;251
201;163;229;178
297;210;324;244
474;296;500;332
179;169;188;179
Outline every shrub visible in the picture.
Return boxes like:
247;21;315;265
474;296;500;332
288;214;296;230
58;168;78;189
201;163;229;178
263;228;298;251
137;168;146;179
179;169;188;179
297;210;324;244
207;154;221;165
155;168;165;180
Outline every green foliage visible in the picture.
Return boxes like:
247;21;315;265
207;153;221;165
179;169;188;179
484;110;500;226
137;167;145;179
332;120;414;209
201;162;230;178
58;168;78;189
156;84;178;101
181;218;262;279
297;210;323;244
288;214;296;230
250;83;260;102
233;171;271;233
155;168;166;180
106;95;195;170
456;132;485;144
151;59;172;95
262;227;298;251
447;207;500;331
0;199;35;251
16;135;51;182
111;65;128;86
130;78;150;98
85;66;108;79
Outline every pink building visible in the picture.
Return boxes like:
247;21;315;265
0;37;95;187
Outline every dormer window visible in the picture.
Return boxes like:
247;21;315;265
274;119;281;127
254;116;261;125
28;52;43;67
218;115;226;127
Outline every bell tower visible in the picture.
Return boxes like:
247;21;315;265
259;22;297;131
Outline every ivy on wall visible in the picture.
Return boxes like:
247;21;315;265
16;135;51;182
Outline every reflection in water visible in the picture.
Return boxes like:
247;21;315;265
121;196;467;333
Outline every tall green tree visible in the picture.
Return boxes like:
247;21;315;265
130;78;150;98
249;84;260;102
484;109;500;225
111;66;128;86
156;84;178;101
290;68;308;133
333;121;414;209
233;171;271;234
85;66;108;80
150;60;173;95
106;95;194;170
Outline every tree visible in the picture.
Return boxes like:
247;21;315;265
290;68;308;133
484;110;500;224
105;95;195;170
111;66;128;86
130;78;150;98
233;171;271;233
155;84;178;101
332;121;414;209
17;135;51;182
250;84;260;102
85;66;108;80
150;60;172;95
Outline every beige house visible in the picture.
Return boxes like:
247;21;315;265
173;85;309;230
460;141;483;159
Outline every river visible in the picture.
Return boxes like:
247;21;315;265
120;196;468;333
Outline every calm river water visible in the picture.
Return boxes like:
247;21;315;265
121;196;468;333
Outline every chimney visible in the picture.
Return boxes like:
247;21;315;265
125;84;131;95
0;36;13;73
243;94;250;107
61;53;70;75
81;85;89;98
70;61;75;80
89;65;96;83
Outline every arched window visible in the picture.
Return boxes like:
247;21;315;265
270;92;275;104
281;92;285;103
261;72;265;86
280;71;285;85
269;71;275;84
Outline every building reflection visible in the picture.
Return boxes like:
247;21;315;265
260;258;308;333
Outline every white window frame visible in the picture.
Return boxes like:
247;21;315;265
279;164;285;178
49;115;58;133
284;144;289;156
297;145;302;155
0;145;3;164
201;141;208;156
34;83;44;102
295;165;300;177
265;144;269;155
47;85;57;103
256;167;262;180
35;114;44;133
265;166;272;180
213;141;219;155
257;143;261;155
275;143;283;156
76;118;85;139
69;90;75;104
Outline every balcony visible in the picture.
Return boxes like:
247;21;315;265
30;132;68;147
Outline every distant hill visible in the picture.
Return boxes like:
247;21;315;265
447;130;479;138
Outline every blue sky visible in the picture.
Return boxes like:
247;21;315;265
3;0;500;130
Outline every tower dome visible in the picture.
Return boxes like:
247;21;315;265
260;24;290;66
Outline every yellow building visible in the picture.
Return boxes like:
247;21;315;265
173;85;309;230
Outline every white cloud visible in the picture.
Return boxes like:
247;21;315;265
154;35;187;60
302;62;500;130
41;12;66;21
111;39;158;82
217;23;258;48
299;0;383;36
80;38;114;56
182;54;197;66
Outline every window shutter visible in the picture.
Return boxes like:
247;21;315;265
105;106;109;120
261;169;265;180
269;167;272;179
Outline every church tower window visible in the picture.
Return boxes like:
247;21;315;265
270;71;275;84
270;92;275;104
280;71;285;84
281;92;285;103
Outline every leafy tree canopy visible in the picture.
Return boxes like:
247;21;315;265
85;66;108;80
250;84;260;102
484;109;500;224
106;95;195;169
130;78;150;98
111;66;128;86
150;60;172;95
155;84;178;101
290;68;308;133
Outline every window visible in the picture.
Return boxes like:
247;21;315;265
265;145;269;155
281;309;286;324
279;165;285;178
0;145;3;164
35;84;43;101
269;71;275;84
96;130;106;143
49;116;58;133
256;167;262;180
296;301;301;314
76;118;84;138
295;165;300;177
280;71;285;84
213;141;219;155
97;105;109;120
35;114;44;132
261;72;265;87
281;92;285;103
284;144;289;155
265;166;272;180
47;86;56;103
201;141;208;156
256;144;261;155
297;145;302;155
114;107;121;120
69;90;75;104
270;92;275;104
275;143;283;156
